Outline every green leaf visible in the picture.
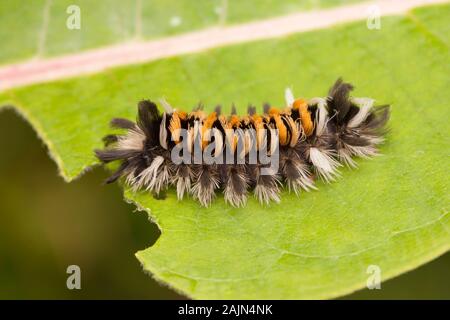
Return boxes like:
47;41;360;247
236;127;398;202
0;0;363;64
1;4;449;299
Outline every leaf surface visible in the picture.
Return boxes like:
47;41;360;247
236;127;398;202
0;0;362;64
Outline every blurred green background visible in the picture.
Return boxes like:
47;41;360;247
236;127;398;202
0;109;449;299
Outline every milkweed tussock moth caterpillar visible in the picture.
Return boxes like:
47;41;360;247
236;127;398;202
95;78;390;207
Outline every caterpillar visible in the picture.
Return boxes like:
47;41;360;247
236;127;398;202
95;78;390;207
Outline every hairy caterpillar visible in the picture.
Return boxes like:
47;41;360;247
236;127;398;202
95;78;390;207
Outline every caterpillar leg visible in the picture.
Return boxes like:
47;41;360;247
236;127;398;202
247;164;281;205
170;163;195;200
128;153;171;194
222;164;250;208
280;148;315;193
191;164;220;207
